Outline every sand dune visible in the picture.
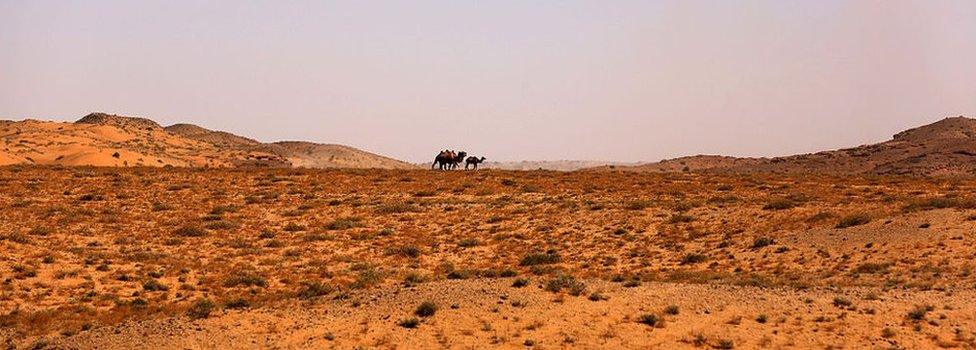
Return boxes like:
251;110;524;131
0;113;416;169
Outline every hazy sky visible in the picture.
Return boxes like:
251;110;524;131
2;1;974;162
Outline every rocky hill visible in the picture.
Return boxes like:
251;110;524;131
0;112;416;169
594;116;976;176
76;112;162;130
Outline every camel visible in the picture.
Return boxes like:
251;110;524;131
465;156;486;170
431;150;467;170
449;151;467;170
431;150;452;170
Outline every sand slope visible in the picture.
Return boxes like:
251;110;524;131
0;113;416;169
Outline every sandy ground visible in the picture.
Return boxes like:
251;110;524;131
41;279;976;349
3;167;976;349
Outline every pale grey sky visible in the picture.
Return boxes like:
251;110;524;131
2;0;974;162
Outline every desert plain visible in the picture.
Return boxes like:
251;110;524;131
2;166;976;349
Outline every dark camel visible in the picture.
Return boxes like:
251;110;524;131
431;150;452;170
431;150;467;170
465;156;486;170
449;151;467;169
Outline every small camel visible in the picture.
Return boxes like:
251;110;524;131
465;156;486;170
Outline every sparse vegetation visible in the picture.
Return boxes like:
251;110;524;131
881;327;896;338
664;305;679;315
398;317;420;328
375;202;420;214
415;301;438;317
28;227;53;236
297;281;333;300
520;250;561;266
752;237;775;249
174;225;207;237
223;298;250;309
853;262;890;274
283;223;306;232
457;238;479;248
637;314;659;327
187;299;216;320
386;245;422;258
512;278;530;288
3;166;974;346
906;305;932;321
836;213;871;228
904;197;976;212
626;200;651;210
668;214;695;223
223;271;268;288
763;198;797;210
544;275;586;296
326;217;363;230
680;253;708;265
833;296;853;308
142;279;169;291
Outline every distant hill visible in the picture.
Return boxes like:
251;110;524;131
0;112;416;169
592;116;976;176
482;160;639;171
273;141;416;169
164;123;263;148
